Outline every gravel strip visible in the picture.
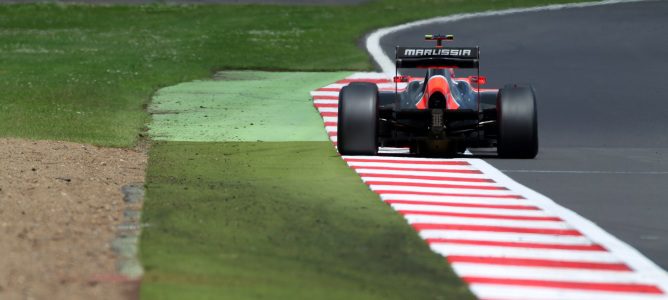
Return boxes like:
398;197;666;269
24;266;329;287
0;138;147;300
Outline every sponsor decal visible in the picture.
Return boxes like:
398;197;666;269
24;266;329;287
403;48;473;57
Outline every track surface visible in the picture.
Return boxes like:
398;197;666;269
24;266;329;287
379;1;668;269
313;72;668;299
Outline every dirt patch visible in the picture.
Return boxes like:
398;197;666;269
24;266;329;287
0;138;147;300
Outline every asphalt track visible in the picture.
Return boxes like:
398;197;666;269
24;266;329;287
379;0;668;269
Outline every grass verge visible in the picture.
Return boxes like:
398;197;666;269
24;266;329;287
0;0;586;146
149;71;347;142
140;141;475;300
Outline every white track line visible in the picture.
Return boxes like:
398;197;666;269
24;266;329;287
311;1;668;298
502;169;668;175
468;159;668;289
364;0;668;285
312;74;668;298
365;0;655;76
314;74;667;299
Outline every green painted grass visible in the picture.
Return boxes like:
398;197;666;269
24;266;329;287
0;0;587;146
0;0;590;298
140;141;475;300
140;69;470;299
149;71;347;142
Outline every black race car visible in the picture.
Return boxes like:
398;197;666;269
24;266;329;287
337;34;538;158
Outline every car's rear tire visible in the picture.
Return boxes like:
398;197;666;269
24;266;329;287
337;82;378;155
497;85;539;158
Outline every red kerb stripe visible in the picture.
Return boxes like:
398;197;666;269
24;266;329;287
316;87;342;92
366;181;506;190
315;103;338;108
359;173;493;183
463;277;663;294
351;165;481;174
320;112;338;117
399;210;561;221
447;256;631;271
313;95;339;100
385;199;538;210
344;158;469;165
412;223;581;235
428;238;604;251
376;190;524;199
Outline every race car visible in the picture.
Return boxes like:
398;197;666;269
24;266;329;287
337;34;538;158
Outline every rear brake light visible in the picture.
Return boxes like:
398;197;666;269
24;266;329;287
468;76;487;85
393;75;409;83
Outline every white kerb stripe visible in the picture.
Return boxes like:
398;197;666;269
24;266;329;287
311;91;339;97
321;83;345;89
430;244;622;264
360;176;501;187
317;107;338;113
403;215;571;230
380;194;531;206
357;0;668;295
391;203;556;218
313;99;338;105
467;158;668;290
419;230;594;246
369;185;518;196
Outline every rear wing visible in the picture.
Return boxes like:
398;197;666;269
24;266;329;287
395;46;479;69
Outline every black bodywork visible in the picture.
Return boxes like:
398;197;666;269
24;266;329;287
376;69;499;155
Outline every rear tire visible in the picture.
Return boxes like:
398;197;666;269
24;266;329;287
337;82;379;155
497;85;539;158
